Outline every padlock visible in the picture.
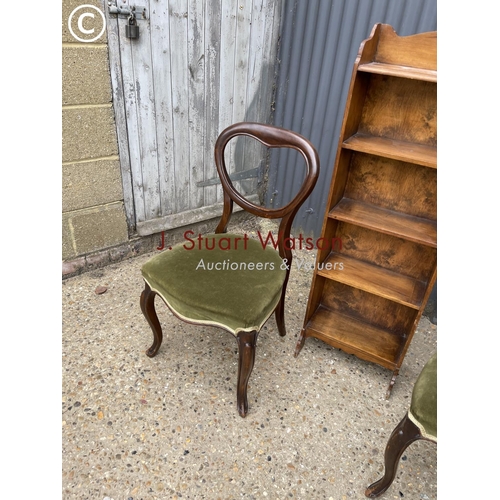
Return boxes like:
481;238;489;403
125;15;139;39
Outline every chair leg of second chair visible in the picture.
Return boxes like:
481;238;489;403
365;413;423;498
236;330;258;418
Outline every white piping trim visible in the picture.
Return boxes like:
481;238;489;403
408;410;437;442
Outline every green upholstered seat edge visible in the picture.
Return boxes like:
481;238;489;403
408;352;437;441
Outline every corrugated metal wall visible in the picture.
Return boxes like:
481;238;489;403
268;0;437;236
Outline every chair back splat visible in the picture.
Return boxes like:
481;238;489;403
140;122;320;417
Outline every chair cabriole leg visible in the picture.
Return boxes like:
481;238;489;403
236;330;258;417
274;298;286;337
140;282;163;358
365;412;422;498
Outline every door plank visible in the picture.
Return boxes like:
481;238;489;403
219;0;238;202
203;0;221;207
188;0;206;210
149;0;175;217
126;0;161;221
169;0;191;214
230;0;253;196
119;0;146;223
235;0;271;199
106;11;136;228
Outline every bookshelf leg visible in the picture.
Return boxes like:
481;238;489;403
294;330;306;357
385;371;399;399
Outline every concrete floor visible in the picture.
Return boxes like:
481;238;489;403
62;221;437;500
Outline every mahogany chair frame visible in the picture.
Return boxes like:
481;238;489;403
140;122;319;417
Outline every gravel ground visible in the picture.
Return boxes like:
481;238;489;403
62;218;437;500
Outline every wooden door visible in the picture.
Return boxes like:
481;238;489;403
106;0;282;235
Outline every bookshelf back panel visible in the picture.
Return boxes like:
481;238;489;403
344;153;437;220
358;74;436;146
321;279;417;334
334;221;436;282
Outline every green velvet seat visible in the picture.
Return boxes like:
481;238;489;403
139;122;319;417
141;234;286;335
366;352;437;498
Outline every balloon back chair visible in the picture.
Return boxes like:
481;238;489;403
139;122;320;417
365;352;437;497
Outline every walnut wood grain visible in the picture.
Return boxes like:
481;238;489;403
344;154;437;219
357;74;436;147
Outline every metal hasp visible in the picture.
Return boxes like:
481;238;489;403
108;3;147;20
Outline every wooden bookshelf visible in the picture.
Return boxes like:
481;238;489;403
296;24;437;397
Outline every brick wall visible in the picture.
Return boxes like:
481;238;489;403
61;1;249;279
62;0;128;262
